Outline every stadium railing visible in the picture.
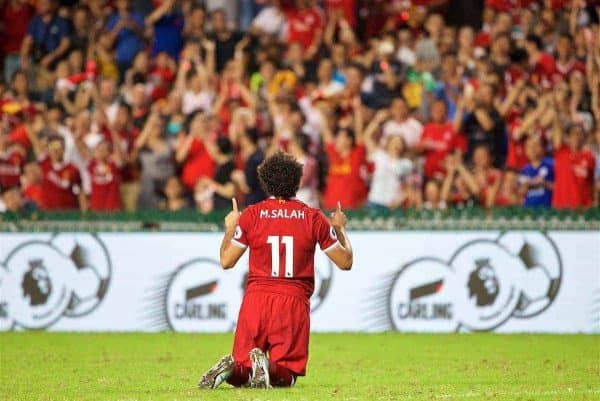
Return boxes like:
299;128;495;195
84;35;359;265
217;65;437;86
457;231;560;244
1;207;599;232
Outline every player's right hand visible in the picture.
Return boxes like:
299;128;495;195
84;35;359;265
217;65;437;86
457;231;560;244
330;201;347;230
224;198;241;232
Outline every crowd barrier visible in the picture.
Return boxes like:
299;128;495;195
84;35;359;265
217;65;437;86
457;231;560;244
1;209;598;333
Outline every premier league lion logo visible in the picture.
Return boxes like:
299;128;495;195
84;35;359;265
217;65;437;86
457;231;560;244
366;231;563;332
0;234;112;331
22;260;53;307
467;258;499;307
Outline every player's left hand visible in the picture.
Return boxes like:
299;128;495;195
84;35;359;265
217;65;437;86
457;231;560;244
330;201;347;230
224;198;241;232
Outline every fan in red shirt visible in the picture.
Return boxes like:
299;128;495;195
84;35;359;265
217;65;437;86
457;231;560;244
75;132;124;212
285;0;324;55
524;34;558;88
551;124;596;209
21;162;43;207
322;124;368;210
555;33;586;80
417;100;467;180
176;114;216;190
324;0;355;27
198;151;353;389
1;0;35;62
504;86;551;171
31;135;87;211
0;131;26;190
471;145;503;207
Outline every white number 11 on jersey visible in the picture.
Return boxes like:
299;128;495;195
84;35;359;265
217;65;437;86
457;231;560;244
267;235;294;278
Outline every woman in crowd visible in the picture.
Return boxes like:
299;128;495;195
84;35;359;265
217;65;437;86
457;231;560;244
134;112;175;209
363;109;414;210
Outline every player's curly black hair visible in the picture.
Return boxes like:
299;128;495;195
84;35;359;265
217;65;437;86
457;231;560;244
257;151;303;199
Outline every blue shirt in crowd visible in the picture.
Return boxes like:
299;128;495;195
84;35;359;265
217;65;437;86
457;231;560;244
105;11;145;65
152;12;184;59
519;157;554;207
27;14;71;55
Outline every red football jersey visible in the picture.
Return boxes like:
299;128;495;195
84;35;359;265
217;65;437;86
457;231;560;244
88;160;122;211
39;157;82;210
233;198;339;299
285;6;323;50
181;138;216;190
0;148;25;189
419;123;467;180
552;145;596;208
323;143;368;210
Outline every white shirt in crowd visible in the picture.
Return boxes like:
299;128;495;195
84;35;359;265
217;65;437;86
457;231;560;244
382;118;423;149
251;6;287;39
182;90;214;115
104;100;120;125
368;150;413;207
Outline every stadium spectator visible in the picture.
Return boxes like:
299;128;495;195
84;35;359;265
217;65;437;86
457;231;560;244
381;97;423;150
232;128;266;207
19;0;71;90
176;113;216;191
207;136;236;211
423;180;446;210
20;161;43;207
0;186;35;213
1;0;35;84
135;112;175;209
70;6;92;54
250;0;286;39
74;129;124;212
288;132;319;208
470;145;503;208
104;0;145;78
320;103;368;210
146;0;184;60
455;83;507;168
208;8;243;73
552;123;596;209
418;99;466;181
519;136;554;208
183;5;207;44
0;130;26;190
491;169;520;207
284;0;323;57
29;132;87;211
441;154;480;208
363;109;413;210
160;175;190;211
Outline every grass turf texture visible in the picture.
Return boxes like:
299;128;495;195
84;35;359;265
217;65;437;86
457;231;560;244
0;333;598;401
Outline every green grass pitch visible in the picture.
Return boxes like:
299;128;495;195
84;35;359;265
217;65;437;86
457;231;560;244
0;332;598;401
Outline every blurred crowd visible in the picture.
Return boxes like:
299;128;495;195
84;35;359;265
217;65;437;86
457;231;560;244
0;0;599;214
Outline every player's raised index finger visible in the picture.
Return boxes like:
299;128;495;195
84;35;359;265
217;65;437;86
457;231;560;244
337;201;342;212
232;198;239;213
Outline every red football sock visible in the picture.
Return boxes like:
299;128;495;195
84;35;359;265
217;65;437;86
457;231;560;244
269;363;297;387
226;362;251;387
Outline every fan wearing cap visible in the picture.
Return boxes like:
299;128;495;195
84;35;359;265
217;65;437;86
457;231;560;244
27;128;87;211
